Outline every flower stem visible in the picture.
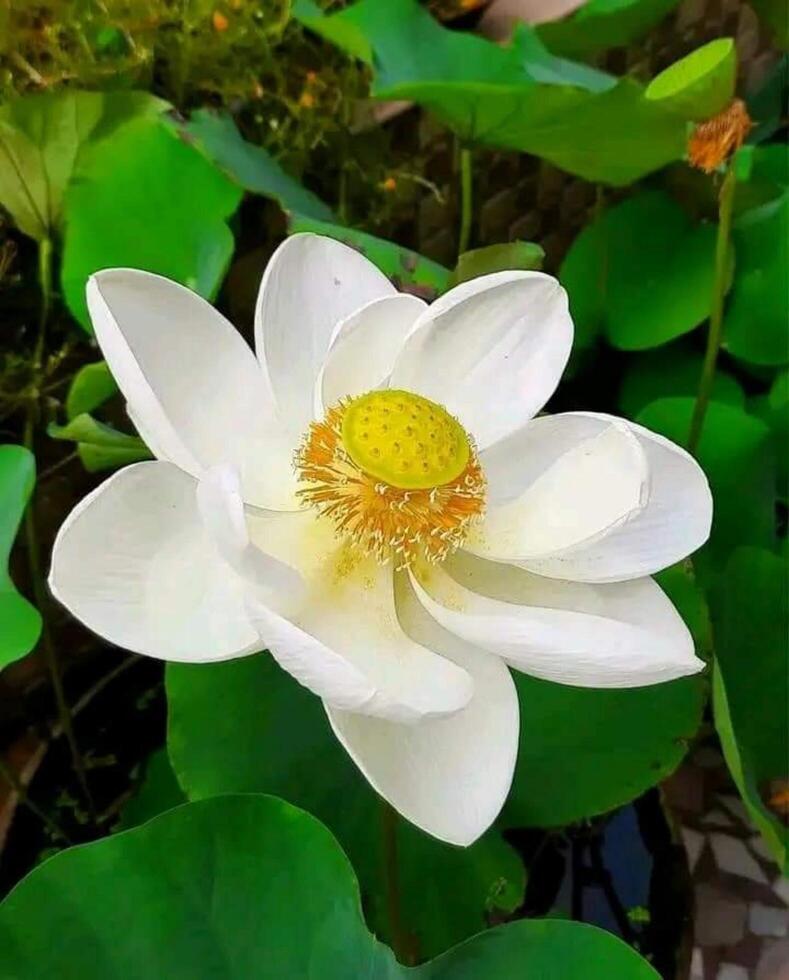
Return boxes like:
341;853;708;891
457;146;473;260
688;165;736;453
380;798;413;964
24;237;96;823
35;236;51;358
0;757;72;845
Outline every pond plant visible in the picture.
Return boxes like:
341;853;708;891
0;1;785;977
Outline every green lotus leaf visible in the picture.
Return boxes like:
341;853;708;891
0;90;165;242
646;38;737;121
0;794;661;979
0;445;41;670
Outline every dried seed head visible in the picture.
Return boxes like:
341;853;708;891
688;99;752;174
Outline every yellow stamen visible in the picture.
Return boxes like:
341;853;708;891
295;391;486;567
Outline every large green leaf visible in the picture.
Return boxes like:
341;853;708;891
636;398;777;574
173;109;334;221
61;116;243;331
0;794;659;979
0;90;165;242
618;344;745;419
0;445;41;670
711;548;788;871
0;795;394;978
560;191;726;350
166;654;524;960
296;0;686;186
536;0;680;59
289;215;451;295
725;192;789;366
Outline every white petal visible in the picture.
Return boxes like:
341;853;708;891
411;553;704;687
255;234;395;433
480;412;712;582
49;462;259;662
195;465;305;614
469;421;649;560
326;571;518;846
87;269;296;510
316;293;427;412
244;512;473;723
390;272;572;449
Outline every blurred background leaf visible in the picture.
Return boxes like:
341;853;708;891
618;343;745;419
0;91;165;243
534;0;681;58
65;362;118;421
560;190;729;351
0;445;41;670
711;548;789;871
172;109;335;221
636;398;778;574
48;415;151;473
295;0;688;186
61;114;242;330
449;241;545;286
725;191;789;366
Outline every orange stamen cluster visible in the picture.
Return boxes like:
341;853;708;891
688;99;752;173
295;400;486;567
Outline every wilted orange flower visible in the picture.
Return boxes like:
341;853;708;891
381;176;397;192
767;778;789;821
212;10;229;31
688;99;752;173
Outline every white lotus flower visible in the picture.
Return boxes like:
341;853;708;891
50;234;711;846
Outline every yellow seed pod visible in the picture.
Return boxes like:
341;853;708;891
341;389;470;490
